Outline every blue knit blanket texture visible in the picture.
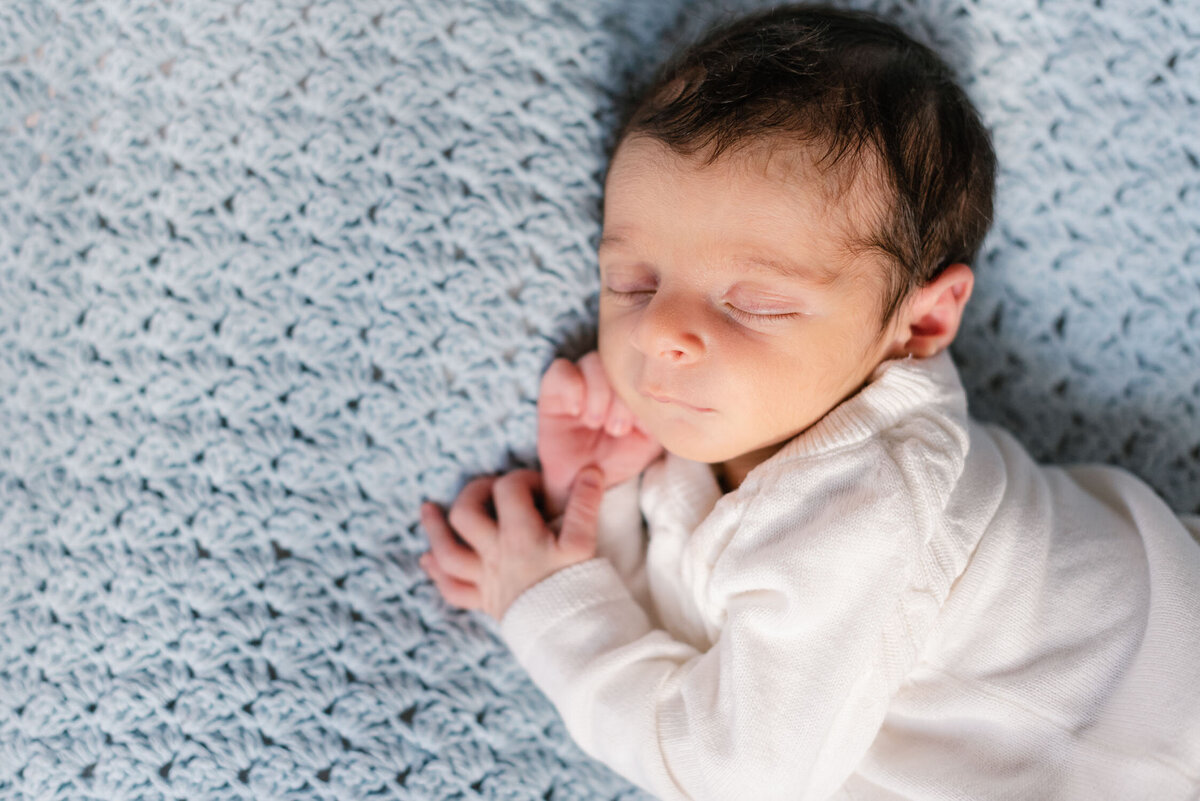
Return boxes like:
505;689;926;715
1;0;1198;798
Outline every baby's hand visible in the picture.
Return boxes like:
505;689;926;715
419;466;605;621
537;352;662;518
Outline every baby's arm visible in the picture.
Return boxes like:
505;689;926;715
499;452;932;801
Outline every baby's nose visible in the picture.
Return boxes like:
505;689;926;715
657;345;694;362
632;295;705;362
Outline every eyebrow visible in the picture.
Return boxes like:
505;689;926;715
741;255;842;286
598;232;843;287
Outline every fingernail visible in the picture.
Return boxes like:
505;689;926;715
579;466;603;488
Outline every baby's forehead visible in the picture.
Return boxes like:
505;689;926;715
605;134;893;262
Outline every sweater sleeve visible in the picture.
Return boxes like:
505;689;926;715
590;473;648;590
501;445;938;801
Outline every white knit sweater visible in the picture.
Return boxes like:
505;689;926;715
500;352;1200;800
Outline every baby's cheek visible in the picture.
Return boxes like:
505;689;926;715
596;323;628;385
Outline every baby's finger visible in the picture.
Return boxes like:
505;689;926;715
420;502;483;582
492;470;548;540
537;358;585;417
577;352;614;429
604;395;636;437
447;476;499;555
420;552;483;610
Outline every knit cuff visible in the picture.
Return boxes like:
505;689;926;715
499;558;652;697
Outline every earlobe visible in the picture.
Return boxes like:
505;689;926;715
892;263;974;359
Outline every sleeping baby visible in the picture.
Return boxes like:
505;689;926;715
419;4;1200;798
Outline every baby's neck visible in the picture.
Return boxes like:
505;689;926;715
714;441;789;492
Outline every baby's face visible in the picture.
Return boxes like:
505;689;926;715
597;135;908;472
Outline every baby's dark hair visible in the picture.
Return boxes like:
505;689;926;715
611;3;996;325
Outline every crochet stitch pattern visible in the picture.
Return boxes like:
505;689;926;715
1;1;1197;799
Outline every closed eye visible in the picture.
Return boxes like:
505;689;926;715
602;287;654;303
605;288;803;324
723;304;804;324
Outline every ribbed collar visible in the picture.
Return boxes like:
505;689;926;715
770;351;967;463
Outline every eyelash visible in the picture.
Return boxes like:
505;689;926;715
725;305;804;325
602;288;803;324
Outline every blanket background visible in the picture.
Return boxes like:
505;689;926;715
1;0;1197;798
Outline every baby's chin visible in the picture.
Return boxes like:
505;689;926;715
650;429;745;466
649;417;806;472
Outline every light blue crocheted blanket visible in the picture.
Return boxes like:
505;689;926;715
1;1;1197;798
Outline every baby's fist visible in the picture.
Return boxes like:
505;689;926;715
537;352;662;517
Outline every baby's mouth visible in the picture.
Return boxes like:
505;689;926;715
642;391;714;414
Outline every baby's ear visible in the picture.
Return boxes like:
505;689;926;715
888;262;974;359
